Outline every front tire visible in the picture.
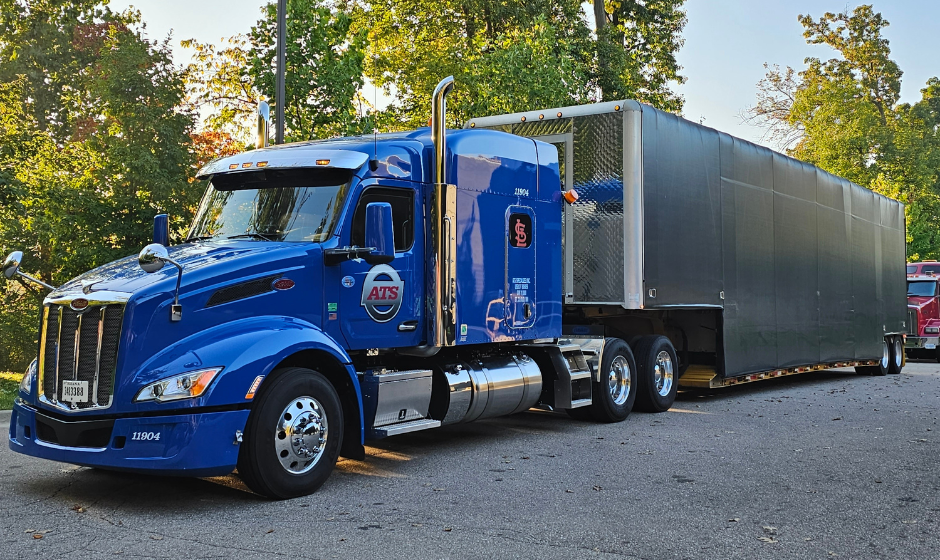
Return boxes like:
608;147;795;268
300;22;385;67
586;338;637;423
237;367;343;499
633;335;679;412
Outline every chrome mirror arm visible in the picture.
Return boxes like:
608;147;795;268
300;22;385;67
138;243;184;322
15;270;55;291
3;251;55;291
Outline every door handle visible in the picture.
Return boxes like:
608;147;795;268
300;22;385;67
398;320;418;332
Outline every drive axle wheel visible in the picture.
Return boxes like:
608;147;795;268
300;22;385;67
238;367;343;499
584;338;637;423
633;335;679;412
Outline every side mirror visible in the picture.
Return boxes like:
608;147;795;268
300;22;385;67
139;243;169;273
364;202;395;265
2;251;22;279
153;214;169;246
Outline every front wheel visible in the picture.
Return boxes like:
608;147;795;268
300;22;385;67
585;338;637;423
237;367;344;499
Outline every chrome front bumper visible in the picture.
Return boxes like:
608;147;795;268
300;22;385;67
905;336;939;350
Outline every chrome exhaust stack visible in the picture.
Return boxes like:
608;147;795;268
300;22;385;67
429;77;457;348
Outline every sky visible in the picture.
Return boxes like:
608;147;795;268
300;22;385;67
108;0;939;149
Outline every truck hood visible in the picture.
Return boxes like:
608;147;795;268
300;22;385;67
51;241;311;298
908;296;936;308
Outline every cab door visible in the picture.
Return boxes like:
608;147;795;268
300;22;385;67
329;184;423;350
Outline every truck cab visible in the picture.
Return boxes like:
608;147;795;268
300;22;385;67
905;273;940;360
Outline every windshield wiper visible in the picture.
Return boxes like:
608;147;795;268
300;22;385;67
227;233;279;241
185;235;216;243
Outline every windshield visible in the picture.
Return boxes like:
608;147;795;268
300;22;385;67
908;265;917;274
189;179;349;242
908;281;937;297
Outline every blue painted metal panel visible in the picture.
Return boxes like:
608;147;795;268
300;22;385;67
10;400;249;476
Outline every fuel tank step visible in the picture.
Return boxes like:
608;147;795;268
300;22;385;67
372;419;441;438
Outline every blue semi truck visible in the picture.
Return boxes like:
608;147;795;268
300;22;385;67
5;78;907;498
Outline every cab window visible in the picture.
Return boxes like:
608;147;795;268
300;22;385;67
350;187;415;252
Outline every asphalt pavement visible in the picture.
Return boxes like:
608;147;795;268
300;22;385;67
2;362;939;559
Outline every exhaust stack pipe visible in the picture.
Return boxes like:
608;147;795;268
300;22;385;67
429;76;456;348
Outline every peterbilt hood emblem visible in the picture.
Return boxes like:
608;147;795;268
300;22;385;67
361;264;404;322
70;298;89;311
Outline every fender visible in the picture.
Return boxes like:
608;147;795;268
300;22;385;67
124;316;364;444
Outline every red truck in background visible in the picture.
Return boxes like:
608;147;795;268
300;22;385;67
906;267;940;361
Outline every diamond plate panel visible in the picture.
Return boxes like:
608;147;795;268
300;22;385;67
512;119;573;137
570;113;624;303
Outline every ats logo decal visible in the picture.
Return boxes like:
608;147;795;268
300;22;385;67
361;264;404;322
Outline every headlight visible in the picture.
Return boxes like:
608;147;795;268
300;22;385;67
926;326;939;334
134;367;222;403
20;359;37;395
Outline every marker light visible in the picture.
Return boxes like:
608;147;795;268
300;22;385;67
246;375;264;399
316;159;331;166
135;368;222;403
20;359;37;395
563;189;580;204
242;162;253;168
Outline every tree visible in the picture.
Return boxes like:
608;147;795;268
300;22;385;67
744;5;940;259
185;0;369;143
0;1;198;370
593;0;687;111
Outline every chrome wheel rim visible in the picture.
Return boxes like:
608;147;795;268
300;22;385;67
608;355;631;406
654;350;675;397
893;338;902;368
881;340;889;369
275;396;328;475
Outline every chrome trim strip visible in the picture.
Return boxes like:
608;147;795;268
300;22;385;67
45;290;131;307
94;306;105;406
54;305;62;403
73;312;81;382
38;306;49;398
465;100;643;129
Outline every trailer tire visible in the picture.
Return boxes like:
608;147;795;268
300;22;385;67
888;336;903;375
587;338;637;423
237;367;343;499
856;339;890;376
633;335;679;412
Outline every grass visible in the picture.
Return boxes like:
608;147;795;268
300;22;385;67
1;372;22;411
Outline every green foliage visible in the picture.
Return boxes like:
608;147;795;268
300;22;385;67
0;1;198;370
185;0;368;142
594;0;687;111
1;371;24;410
746;5;940;260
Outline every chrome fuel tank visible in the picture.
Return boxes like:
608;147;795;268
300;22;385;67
435;354;542;425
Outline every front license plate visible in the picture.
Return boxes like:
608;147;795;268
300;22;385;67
927;343;936;350
61;380;89;404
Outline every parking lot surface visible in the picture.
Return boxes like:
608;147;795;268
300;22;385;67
2;362;939;559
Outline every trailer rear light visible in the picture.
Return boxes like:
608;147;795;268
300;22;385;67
134;367;223;403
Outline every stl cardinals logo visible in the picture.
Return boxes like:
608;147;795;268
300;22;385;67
514;219;527;247
360;264;404;322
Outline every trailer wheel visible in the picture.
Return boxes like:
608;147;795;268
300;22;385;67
237;367;343;499
633;335;679;412
586;338;637;422
888;336;903;375
856;339;890;376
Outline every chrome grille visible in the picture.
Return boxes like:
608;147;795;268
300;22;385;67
908;308;918;335
39;301;125;411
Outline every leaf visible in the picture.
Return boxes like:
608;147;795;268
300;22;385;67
758;536;778;543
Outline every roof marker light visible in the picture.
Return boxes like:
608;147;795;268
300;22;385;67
242;162;253;168
229;164;238;170
316;159;330;166
257;161;268;168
